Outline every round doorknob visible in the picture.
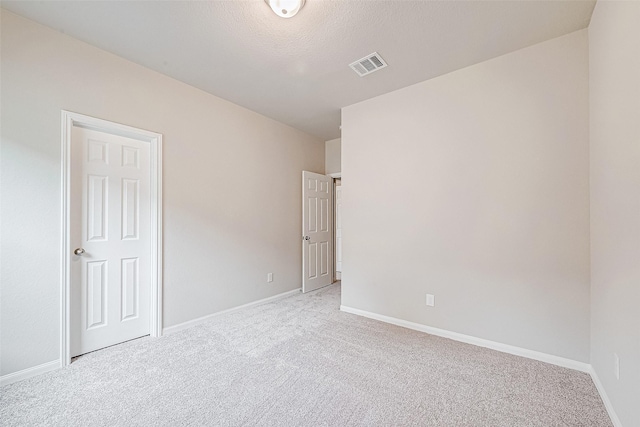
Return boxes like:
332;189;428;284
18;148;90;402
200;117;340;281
74;248;85;255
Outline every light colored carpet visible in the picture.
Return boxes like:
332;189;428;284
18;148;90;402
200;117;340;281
1;284;611;426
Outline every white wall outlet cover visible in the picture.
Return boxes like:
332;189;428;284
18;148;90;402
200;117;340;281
267;273;273;283
426;294;435;307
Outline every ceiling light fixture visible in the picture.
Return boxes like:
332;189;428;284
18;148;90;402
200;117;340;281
265;0;306;18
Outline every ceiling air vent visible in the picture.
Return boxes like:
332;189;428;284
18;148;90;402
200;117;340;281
349;52;388;77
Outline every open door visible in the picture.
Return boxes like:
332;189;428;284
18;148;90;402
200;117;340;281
302;171;333;293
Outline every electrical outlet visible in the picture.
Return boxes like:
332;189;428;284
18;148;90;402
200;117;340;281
426;294;435;307
267;273;273;283
614;353;620;380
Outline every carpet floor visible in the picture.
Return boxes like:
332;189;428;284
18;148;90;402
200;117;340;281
1;284;611;426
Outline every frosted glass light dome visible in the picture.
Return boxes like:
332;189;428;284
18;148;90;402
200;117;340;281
265;0;306;18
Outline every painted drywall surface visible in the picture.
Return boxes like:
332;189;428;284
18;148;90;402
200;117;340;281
589;1;640;425
342;30;590;362
0;11;324;376
325;138;341;175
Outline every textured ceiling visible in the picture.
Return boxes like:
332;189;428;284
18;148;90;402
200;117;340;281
2;1;596;140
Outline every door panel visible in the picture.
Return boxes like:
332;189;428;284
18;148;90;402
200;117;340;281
121;257;139;321
86;260;107;329
121;178;139;240
71;126;151;357
87;175;108;241
320;241;329;275
320;198;329;231
302;171;333;292
308;243;317;279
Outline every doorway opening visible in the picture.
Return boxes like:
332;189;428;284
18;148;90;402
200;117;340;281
334;177;342;282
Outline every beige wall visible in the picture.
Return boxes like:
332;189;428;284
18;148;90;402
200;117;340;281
325;138;341;175
0;11;324;376
589;1;640;425
342;30;590;362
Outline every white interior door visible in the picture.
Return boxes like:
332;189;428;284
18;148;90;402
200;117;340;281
335;185;342;278
302;171;333;293
70;126;151;357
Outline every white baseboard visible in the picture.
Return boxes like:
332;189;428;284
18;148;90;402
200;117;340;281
340;305;591;373
163;288;301;335
1;360;60;387
589;367;623;427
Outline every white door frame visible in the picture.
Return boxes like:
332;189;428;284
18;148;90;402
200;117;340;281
333;179;342;282
328;173;341;282
60;110;163;366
